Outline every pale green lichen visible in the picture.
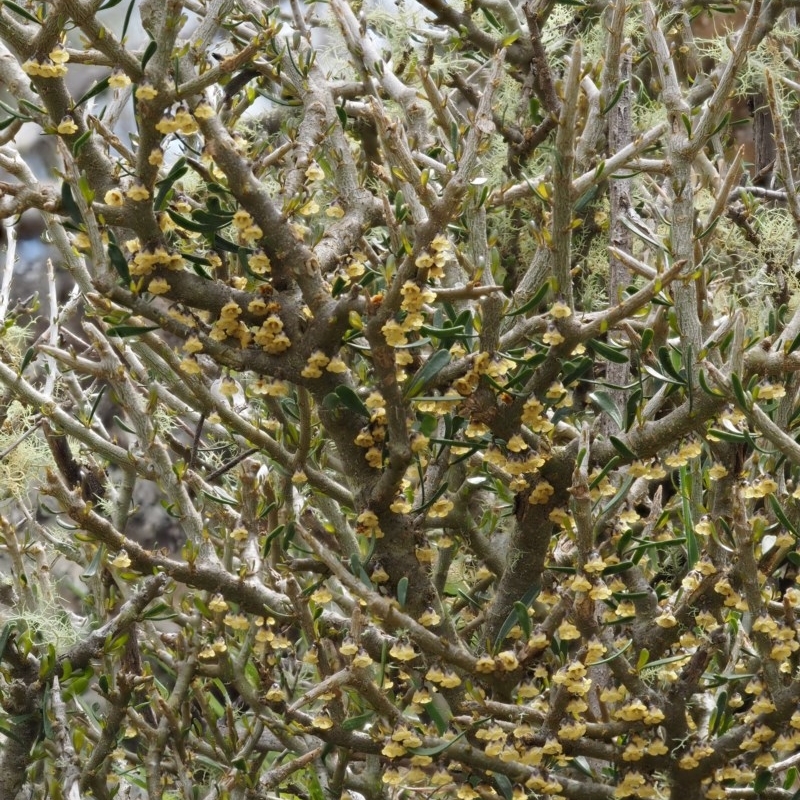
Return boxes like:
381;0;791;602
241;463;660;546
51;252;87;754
0;402;53;500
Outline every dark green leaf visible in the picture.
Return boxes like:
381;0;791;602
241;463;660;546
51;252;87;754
74;77;110;109
493;584;540;651
61;181;84;226
768;495;798;539
341;713;373;731
707;427;746;443
405;350;451;398
106;325;160;337
2;0;41;23
334;386;369;418
140;40;157;70
154;158;187;209
121;0;136;38
18;347;35;374
397;576;408;609
698;369;725;397
508;280;551;316
731;372;749;410
609;436;637;459
72;129;92;157
587;338;629;364
107;242;130;282
753;770;771;794
601;80;628;116
408;729;468;756
417;699;445;735
589;391;623;429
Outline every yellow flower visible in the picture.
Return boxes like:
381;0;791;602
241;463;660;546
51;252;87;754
135;83;158;100
352;650;373;668
147;277;171;295
389;642;417;662
381;319;407;347
109;70;131;89
496;651;519;671
110;550;131;569
208;594;228;612
49;44;69;64
104;188;125;207
550;301;572;318
193;102;215;120
326;357;348;373
265;683;285;702
440;671;461;688
418;608;441;627
126;183;150;202
506;434;528;452
57;116;78;135
528;480;555;505
180;357;201;375
758;382;786;400
248;250;271;274
312;715;333;730
543;328;565;346
382;740;407;758
428;497;453;518
224;613;250;630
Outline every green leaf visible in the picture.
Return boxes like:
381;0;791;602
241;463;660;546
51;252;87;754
768;495;799;539
106;324;160;337
341;712;374;731
74;77;110;109
18;347;35;375
408;729;468;757
155;158;188;210
416;699;446;735
589;390;624;429
72;129;92;157
787;329;800;355
508;280;551;316
601;80;628;116
589;456;620;489
587;338;629;364
107;242;130;283
2;0;41;23
680;465;699;570
609;436;637;459
82;546;105;579
707;427;746;443
753;770;771;794
140;40;157;70
698;369;725;397
121;0;136;38
334;386;369;418
0;622;13;661
493;584;540;651
587;639;632;665
397;576;408;609
202;489;239;506
636;648;649;671
730;372;750;410
642;363;685;386
61;181;84;227
405;350;451;398
513;601;532;640
657;346;685;383
640;328;654;352
601;560;635;576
